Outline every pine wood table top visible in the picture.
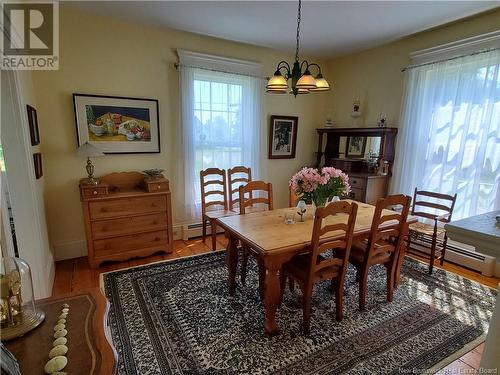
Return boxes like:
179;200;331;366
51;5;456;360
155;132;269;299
217;200;415;255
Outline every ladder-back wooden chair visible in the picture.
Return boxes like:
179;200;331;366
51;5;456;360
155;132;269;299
407;188;457;274
227;166;252;211
200;168;231;251
280;201;358;333
349;194;411;310
289;186;303;208
238;181;273;291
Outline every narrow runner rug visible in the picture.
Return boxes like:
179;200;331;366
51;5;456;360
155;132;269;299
101;252;496;374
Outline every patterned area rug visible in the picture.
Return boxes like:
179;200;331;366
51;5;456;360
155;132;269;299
102;252;496;375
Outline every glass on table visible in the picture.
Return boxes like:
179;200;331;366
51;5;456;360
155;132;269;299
284;210;296;225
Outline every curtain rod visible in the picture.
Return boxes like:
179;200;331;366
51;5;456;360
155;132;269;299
401;47;500;72
174;62;266;80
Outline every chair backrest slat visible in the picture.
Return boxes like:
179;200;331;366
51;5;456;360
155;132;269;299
228;166;252;210
411;188;457;223
289;186;302;208
200;168;227;215
365;194;411;263
308;201;358;281
238;180;273;214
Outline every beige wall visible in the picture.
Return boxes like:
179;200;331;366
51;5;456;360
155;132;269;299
31;6;325;259
322;8;500;127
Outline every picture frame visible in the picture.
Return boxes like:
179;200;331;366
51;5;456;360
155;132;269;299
346;136;366;158
26;105;40;146
73;94;160;154
268;115;298;159
33;153;43;179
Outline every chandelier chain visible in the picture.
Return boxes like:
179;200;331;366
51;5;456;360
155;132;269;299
295;0;301;61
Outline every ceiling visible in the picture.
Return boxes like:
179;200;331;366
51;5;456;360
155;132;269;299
68;1;500;57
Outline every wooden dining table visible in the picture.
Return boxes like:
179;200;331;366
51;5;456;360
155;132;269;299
216;199;416;334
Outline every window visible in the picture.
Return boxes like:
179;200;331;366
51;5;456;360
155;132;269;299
177;51;263;222
193;73;244;171
393;48;500;220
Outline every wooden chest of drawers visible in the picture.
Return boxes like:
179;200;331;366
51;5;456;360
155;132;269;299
348;173;388;205
80;172;173;268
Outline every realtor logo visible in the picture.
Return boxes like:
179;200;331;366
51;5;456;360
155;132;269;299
1;1;59;70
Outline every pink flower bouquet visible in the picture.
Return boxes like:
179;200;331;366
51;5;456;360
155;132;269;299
289;167;351;207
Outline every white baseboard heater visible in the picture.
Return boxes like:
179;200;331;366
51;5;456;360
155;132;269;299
408;237;498;277
175;222;224;241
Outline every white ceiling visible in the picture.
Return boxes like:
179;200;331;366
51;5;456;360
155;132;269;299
68;1;500;57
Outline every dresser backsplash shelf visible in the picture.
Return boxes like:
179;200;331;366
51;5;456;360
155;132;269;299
315;127;398;204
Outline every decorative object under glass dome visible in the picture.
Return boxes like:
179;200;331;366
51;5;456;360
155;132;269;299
0;257;44;341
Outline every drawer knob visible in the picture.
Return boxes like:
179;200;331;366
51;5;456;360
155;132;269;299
154;237;160;241
153;221;158;225
93;190;98;195
352;180;357;184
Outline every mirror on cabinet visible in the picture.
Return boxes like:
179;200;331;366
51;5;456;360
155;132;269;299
338;136;381;159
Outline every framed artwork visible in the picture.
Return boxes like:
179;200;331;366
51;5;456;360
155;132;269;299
73;94;160;154
346;136;367;158
26;105;40;146
268;115;298;159
33;153;42;179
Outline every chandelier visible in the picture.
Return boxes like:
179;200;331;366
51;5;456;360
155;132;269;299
266;0;330;97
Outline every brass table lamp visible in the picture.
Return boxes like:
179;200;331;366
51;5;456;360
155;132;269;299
76;142;105;185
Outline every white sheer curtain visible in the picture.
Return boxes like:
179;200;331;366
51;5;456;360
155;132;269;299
177;55;263;222
392;49;500;220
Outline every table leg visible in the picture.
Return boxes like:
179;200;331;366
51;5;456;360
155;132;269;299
225;234;239;296
210;219;217;251
263;257;283;334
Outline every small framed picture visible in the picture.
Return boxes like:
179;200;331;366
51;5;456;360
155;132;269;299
269;115;298;159
346;136;366;158
73;94;160;154
26;105;40;146
33;153;43;179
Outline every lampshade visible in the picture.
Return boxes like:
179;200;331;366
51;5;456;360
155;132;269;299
296;69;317;89
76;142;105;158
293;88;310;94
266;88;287;94
310;73;331;92
266;70;288;90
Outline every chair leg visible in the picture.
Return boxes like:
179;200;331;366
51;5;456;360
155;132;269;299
429;233;437;274
289;279;295;292
302;288;312;334
258;259;265;302
386;263;395;302
358;267;369;311
334;279;344;322
210;220;217;251
202;219;207;243
240;250;249;285
440;234;448;266
279;272;286;307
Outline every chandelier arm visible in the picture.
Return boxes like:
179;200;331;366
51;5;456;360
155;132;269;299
295;0;302;61
307;63;322;75
276;60;292;74
300;60;309;72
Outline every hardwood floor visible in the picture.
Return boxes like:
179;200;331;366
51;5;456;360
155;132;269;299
52;234;498;373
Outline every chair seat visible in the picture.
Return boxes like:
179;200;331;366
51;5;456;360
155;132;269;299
203;209;239;219
409;222;446;238
350;239;393;265
284;253;341;282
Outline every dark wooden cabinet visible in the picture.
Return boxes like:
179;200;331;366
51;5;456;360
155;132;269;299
315;127;398;204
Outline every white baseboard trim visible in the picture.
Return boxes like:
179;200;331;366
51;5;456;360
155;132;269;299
53;240;87;261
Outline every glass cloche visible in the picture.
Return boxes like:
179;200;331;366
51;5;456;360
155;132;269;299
0;257;44;341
